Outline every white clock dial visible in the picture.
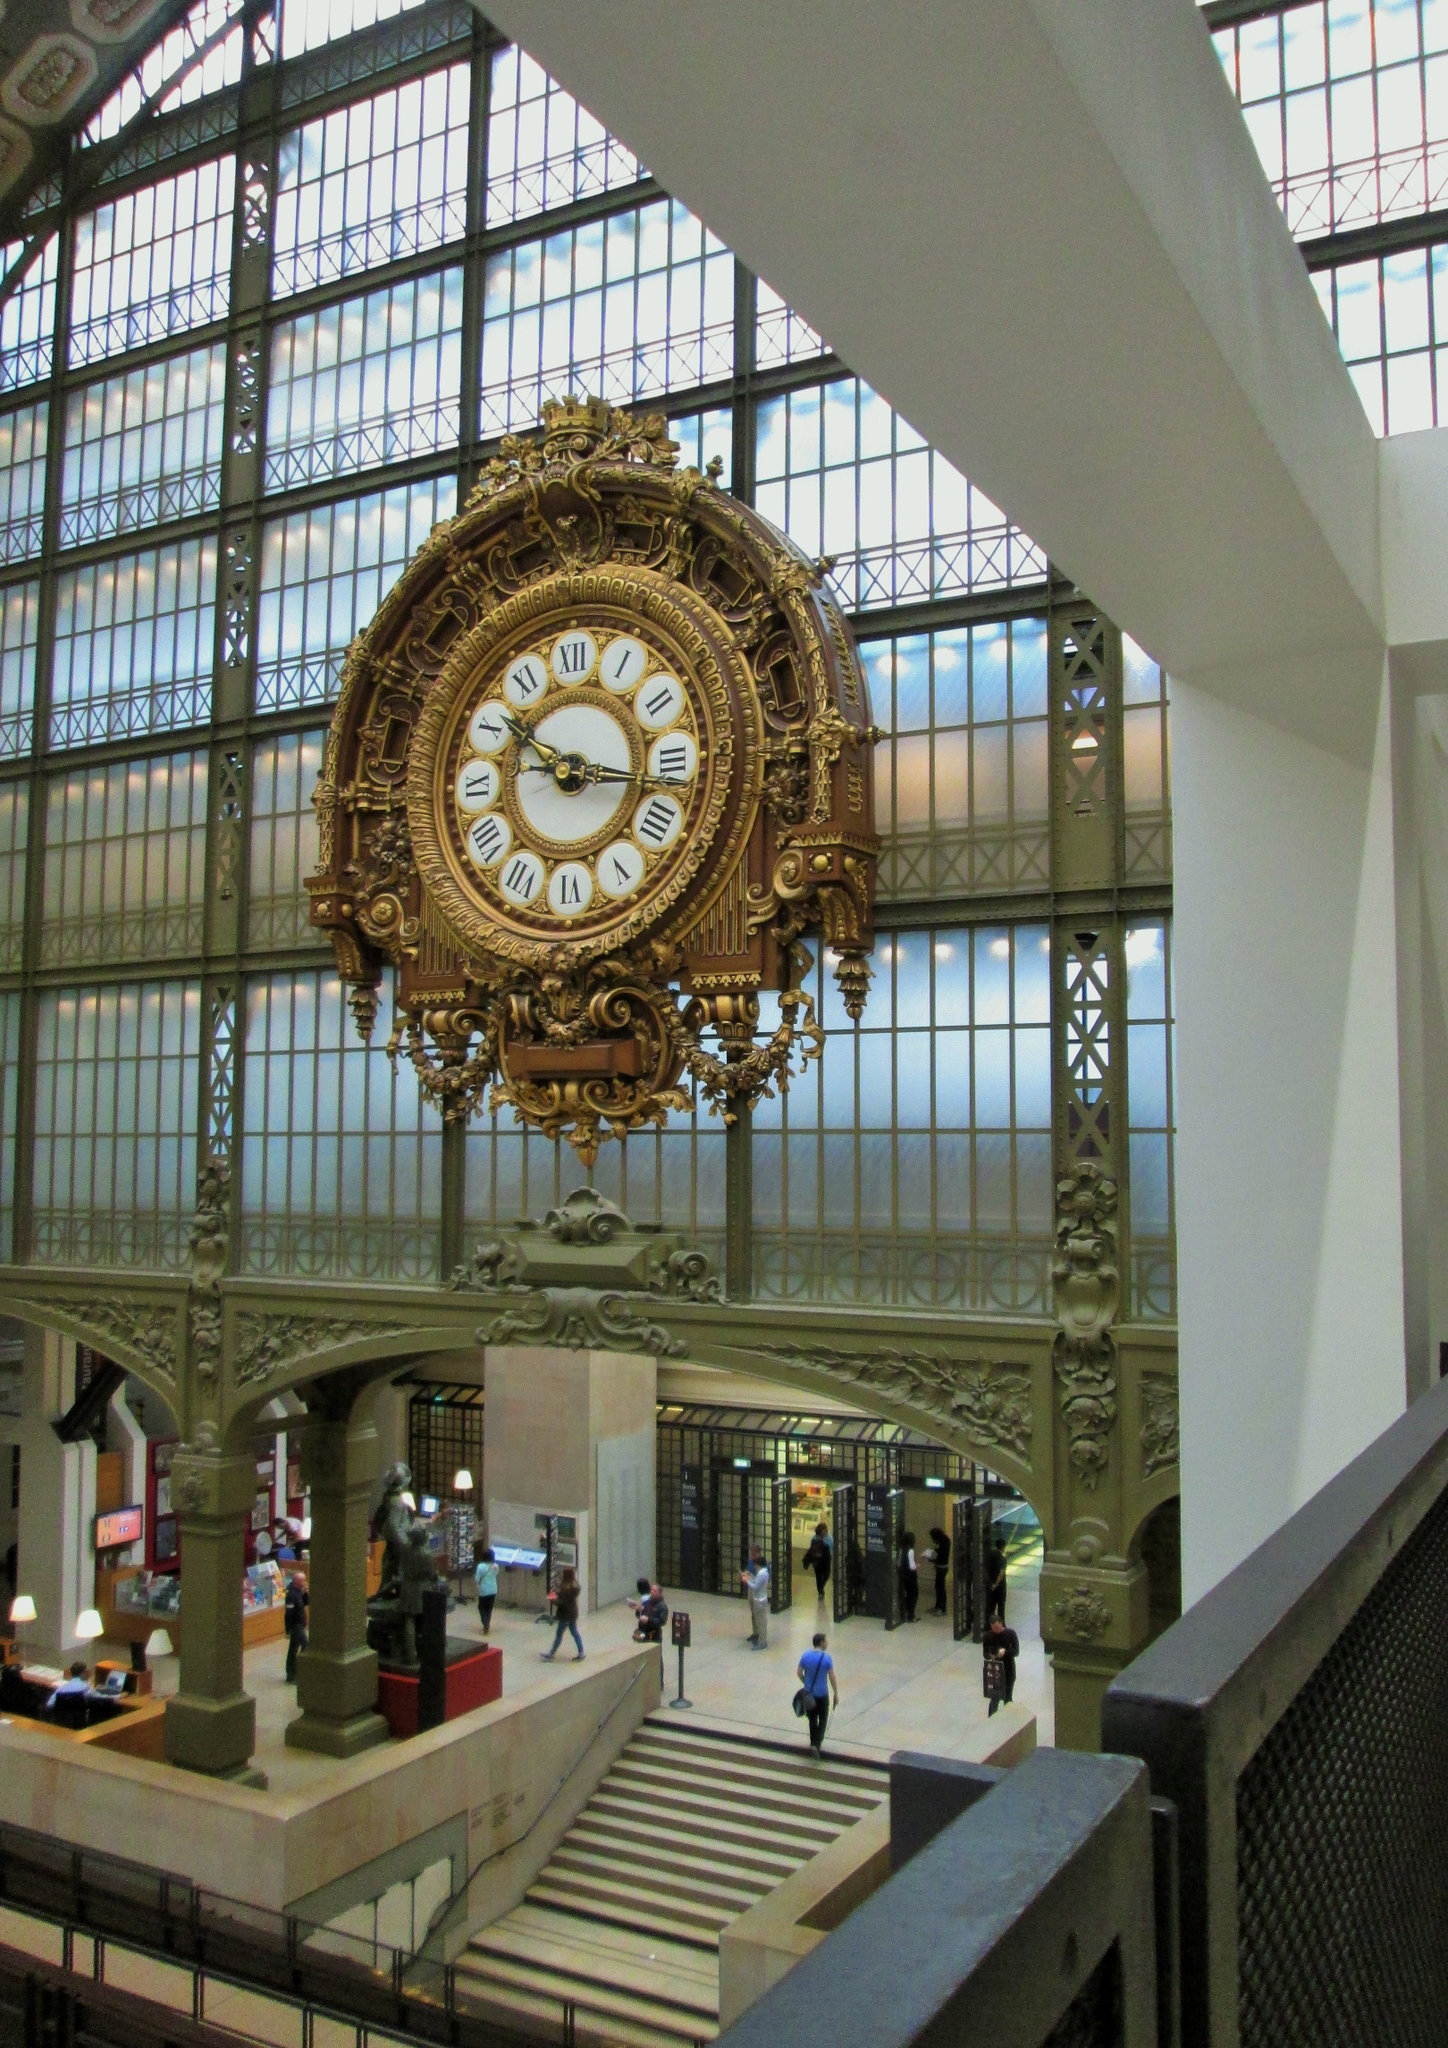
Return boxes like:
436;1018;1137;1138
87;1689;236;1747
596;839;646;899
502;653;549;709
634;671;685;732
469;701;513;754
548;861;594;918
633;790;685;852
456;758;501;813
648;731;697;785
515;702;633;845
466;810;513;869
550;629;598;686
498;848;546;907
601;636;648;692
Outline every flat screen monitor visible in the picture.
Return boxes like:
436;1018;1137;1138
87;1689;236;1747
94;1506;143;1549
492;1544;546;1570
420;1494;440;1516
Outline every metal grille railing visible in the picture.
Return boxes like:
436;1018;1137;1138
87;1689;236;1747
1104;1368;1448;2048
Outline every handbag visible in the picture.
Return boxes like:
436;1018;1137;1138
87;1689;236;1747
792;1686;810;1717
982;1654;1007;1699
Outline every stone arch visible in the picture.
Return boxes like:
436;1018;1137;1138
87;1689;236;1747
1128;1493;1182;1644
241;1311;1056;1543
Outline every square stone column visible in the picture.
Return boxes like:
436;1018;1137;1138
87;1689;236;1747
285;1411;389;1758
165;1445;258;1781
483;1346;656;1611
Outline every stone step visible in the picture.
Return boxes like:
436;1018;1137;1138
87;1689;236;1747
467;1909;717;2020
549;1844;763;1917
566;1819;790;1893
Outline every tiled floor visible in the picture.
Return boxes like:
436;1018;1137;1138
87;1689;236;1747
139;1545;1050;1786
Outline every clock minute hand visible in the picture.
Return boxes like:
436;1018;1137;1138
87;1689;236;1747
580;761;679;794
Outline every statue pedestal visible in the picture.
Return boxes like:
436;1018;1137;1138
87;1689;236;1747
376;1641;502;1740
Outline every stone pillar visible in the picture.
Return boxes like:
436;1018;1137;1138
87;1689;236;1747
164;1442;259;1781
484;1345;656;1612
1040;1558;1150;1752
285;1410;389;1758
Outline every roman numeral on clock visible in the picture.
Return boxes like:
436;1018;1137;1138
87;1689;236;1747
654;741;689;780
557;638;589;674
470;816;507;863
643;684;675;720
637;798;676;846
502;855;540;899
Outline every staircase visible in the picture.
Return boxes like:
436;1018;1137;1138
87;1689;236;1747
455;1716;889;2048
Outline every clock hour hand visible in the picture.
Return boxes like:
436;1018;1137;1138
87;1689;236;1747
499;708;561;767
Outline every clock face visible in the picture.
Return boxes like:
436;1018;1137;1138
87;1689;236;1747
441;615;706;933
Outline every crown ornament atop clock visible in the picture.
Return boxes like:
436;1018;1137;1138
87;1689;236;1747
307;396;881;1166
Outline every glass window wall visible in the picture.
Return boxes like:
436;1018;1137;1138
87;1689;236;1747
31;979;201;1268
272;66;469;298
266;268;463;491
249;729;325;948
481;199;732;436
0;579;39;761
51;537;217;748
485;45;644;225
0;401;48;565
754;377;1046;612
752;925;1053;1311
39;750;210;969
58;344;227;547
241;968;442;1279
70;159;237;365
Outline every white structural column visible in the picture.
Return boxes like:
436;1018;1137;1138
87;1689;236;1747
484;0;1411;1601
16;1327;95;1660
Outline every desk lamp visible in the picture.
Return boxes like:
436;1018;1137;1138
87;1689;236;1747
144;1628;173;1662
9;1595;34;1663
74;1608;103;1680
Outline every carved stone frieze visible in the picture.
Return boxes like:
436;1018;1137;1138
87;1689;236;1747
186;1159;230;1387
754;1342;1032;1463
1050;1583;1112;1643
1140;1373;1179;1479
233;1312;413;1388
1052;1163;1119;1490
475;1287;686;1358
55;1297;178;1385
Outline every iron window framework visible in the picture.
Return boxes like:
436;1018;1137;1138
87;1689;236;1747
0;2;1175;1328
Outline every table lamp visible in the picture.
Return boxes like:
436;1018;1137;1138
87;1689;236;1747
453;1468;473;1492
144;1628;173;1661
74;1608;103;1676
9;1594;34;1661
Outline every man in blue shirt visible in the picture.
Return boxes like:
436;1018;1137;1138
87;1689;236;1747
45;1662;92;1713
797;1632;839;1754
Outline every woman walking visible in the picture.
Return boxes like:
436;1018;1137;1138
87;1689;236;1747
796;1632;839;1755
541;1567;584;1661
474;1545;498;1636
803;1521;833;1602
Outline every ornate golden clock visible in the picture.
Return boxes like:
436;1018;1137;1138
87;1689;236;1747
307;397;880;1165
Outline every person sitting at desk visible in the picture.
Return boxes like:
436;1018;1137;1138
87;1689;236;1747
45;1663;92;1719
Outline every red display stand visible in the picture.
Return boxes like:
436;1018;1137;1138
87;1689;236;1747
376;1643;502;1739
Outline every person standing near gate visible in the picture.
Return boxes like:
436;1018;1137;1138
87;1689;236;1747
925;1526;951;1615
804;1521;832;1602
741;1546;771;1649
284;1569;309;1683
796;1632;839;1755
474;1545;498;1636
983;1611;1019;1716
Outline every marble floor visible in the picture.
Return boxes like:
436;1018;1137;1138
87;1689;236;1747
137;1541;1050;1787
